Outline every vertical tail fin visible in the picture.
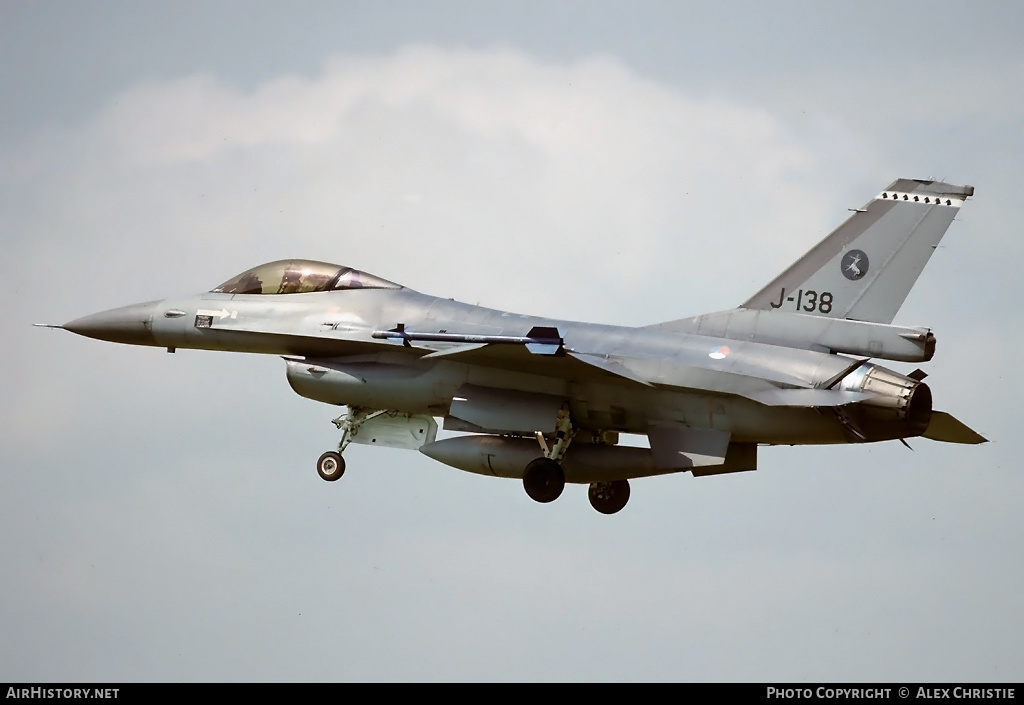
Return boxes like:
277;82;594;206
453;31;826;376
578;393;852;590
742;179;974;323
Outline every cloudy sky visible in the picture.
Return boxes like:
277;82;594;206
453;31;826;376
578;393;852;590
2;0;1022;682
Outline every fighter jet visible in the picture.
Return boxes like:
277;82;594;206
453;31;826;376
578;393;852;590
41;178;986;514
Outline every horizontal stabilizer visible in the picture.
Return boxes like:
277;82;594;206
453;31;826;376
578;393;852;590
923;411;987;444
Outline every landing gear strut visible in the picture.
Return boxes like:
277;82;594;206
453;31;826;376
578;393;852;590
523;404;574;504
315;406;384;482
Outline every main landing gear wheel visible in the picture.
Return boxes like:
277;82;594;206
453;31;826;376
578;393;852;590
588;479;630;514
317;451;346;482
523;457;565;503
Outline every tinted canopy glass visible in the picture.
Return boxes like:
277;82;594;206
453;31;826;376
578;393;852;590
212;260;401;295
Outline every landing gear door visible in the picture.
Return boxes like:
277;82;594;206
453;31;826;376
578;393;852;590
348;413;438;451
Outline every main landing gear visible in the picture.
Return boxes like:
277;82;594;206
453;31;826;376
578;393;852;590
524;405;631;514
523;404;573;503
318;403;632;514
315;406;384;482
588;480;630;515
523;458;564;502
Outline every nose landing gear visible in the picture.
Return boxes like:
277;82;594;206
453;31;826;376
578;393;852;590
316;451;345;481
314;406;384;482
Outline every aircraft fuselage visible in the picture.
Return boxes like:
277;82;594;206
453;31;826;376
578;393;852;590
68;287;922;446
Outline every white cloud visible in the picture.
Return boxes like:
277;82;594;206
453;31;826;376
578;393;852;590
6;46;877;327
0;44;892;459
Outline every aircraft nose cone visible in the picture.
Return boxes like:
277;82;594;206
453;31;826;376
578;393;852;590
62;300;159;346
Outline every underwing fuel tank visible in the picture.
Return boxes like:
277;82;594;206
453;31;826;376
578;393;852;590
420;435;757;483
284;358;459;413
838;363;932;440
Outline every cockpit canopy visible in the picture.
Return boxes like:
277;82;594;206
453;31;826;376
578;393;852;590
212;260;402;295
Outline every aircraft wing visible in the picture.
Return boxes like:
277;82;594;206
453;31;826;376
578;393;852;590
426;340;661;387
365;325;884;408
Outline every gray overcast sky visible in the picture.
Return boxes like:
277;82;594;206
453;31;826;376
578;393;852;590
2;0;1023;682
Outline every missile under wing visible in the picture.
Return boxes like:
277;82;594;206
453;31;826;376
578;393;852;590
41;178;985;514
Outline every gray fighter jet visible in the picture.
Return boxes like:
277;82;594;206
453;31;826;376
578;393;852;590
41;178;986;514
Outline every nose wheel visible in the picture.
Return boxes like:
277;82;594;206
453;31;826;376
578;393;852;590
315;406;387;483
317;451;345;482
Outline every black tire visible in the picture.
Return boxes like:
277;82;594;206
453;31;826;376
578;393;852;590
588;479;630;514
522;457;565;503
317;451;346;482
